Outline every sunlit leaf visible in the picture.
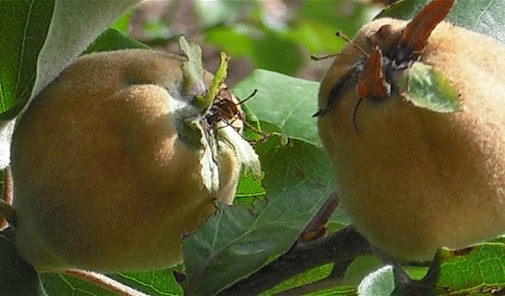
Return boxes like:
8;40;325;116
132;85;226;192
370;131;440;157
233;70;321;146
430;244;505;294
395;62;461;113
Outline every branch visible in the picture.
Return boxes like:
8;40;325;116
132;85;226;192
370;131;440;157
218;226;371;295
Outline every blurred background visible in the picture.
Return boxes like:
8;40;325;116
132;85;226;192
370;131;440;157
114;0;395;86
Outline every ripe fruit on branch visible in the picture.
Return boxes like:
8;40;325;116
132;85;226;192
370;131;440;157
10;39;260;272
317;0;505;260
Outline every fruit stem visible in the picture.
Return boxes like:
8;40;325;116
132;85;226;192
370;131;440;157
64;269;148;296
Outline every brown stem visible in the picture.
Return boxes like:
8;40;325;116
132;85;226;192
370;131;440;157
218;226;371;296
298;192;339;243
64;269;148;296
0;167;15;229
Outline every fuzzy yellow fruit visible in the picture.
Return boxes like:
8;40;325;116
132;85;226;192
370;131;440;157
318;18;505;260
11;49;241;272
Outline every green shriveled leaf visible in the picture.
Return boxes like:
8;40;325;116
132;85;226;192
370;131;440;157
233;70;321;146
183;135;335;296
395;62;461;113
206;52;229;110
179;36;206;100
429;244;505;294
0;234;47;296
357;265;395;296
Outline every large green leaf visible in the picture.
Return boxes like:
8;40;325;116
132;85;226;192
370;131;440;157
379;0;505;43
183;135;335;295
0;0;54;117
233;69;321;146
0;0;141;121
41;274;115;296
0;233;47;296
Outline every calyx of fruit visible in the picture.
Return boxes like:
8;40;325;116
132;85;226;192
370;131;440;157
10;37;259;272
317;1;505;260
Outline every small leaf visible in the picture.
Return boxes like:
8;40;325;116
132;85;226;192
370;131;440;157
179;36;206;99
395;61;461;113
0;234;47;296
357;265;395;296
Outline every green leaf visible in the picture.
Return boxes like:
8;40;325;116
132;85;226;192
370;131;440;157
193;0;252;27
395;62;461;113
0;0;54;116
183;135;335;296
262;264;334;295
41;269;183;296
0;233;47;296
233;70;321;146
430;244;505;294
111;269;183;295
83;28;148;54
378;0;505;43
0;0;141;121
357;265;395;296
41;273;116;296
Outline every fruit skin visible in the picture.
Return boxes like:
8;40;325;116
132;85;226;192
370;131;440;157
11;49;240;272
318;18;505;260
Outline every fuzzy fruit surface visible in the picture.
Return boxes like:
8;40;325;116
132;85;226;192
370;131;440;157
318;18;505;260
11;49;240;272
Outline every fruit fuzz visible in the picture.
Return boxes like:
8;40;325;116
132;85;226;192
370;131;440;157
317;18;505;260
11;49;243;272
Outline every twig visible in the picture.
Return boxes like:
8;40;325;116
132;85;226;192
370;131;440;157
218;226;371;296
298;192;339;243
64;269;148;296
0;167;15;229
